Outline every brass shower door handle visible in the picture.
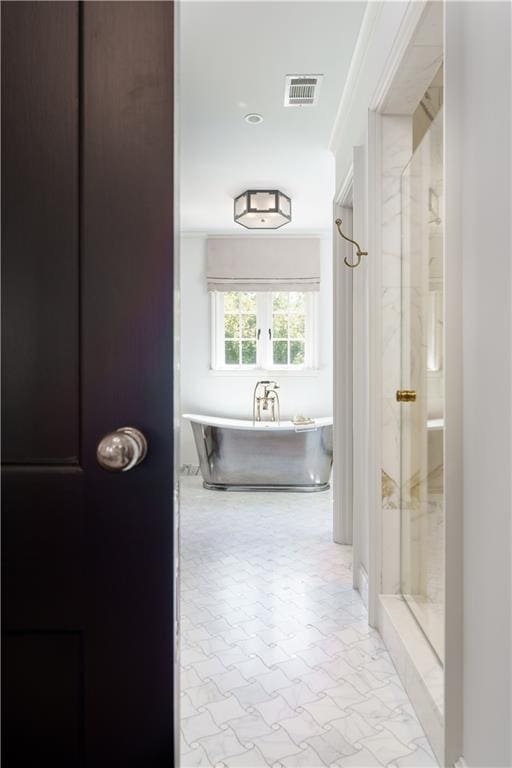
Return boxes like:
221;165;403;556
396;390;417;402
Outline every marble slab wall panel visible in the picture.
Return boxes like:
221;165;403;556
384;46;443;116
403;177;430;603
382;2;443;116
381;116;413;595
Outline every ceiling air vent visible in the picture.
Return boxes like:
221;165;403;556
284;74;323;107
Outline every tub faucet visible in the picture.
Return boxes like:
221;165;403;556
253;381;280;424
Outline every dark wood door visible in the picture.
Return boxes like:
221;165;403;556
1;2;175;765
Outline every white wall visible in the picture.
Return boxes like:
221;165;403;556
446;3;511;765
180;234;333;465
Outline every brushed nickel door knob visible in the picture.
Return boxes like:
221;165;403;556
96;427;148;471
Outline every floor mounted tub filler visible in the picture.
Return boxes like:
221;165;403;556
183;414;333;492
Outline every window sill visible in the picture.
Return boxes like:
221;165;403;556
209;368;322;378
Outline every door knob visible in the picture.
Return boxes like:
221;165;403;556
96;427;148;471
396;390;417;402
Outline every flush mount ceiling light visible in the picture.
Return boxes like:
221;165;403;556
244;113;263;124
234;190;292;230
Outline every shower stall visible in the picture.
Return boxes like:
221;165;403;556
400;105;445;662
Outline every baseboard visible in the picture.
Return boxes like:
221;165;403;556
356;564;369;608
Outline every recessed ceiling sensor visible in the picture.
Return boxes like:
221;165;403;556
244;113;263;124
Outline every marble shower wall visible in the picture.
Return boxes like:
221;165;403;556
378;3;445;598
401;113;445;660
380;116;413;595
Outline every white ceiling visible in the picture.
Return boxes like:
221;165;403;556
179;1;367;234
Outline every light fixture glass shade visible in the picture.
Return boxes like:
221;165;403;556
234;189;292;229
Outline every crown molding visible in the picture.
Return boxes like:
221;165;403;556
329;1;428;154
334;162;354;207
328;2;383;153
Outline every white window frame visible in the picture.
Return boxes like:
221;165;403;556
211;291;319;372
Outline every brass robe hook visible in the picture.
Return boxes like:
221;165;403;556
335;218;368;268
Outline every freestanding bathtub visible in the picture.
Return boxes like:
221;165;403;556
183;414;333;492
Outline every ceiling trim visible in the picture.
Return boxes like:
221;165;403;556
329;1;431;151
328;2;383;152
334;162;354;207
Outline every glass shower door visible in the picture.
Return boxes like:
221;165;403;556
400;109;444;662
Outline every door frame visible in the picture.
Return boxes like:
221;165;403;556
365;113;383;629
332;173;353;548
333;149;377;619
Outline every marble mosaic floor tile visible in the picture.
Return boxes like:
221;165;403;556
279;710;326;743
300;696;348;727
179;477;438;767
192;656;230;680
255;669;295;695
235;658;274;681
198;727;247;765
253;694;298;727
392;746;438;767
187;681;227;709
182;711;222;747
253;727;305;762
230;682;275;708
339;746;386;767
307;729;358;764
349;697;396;729
181;744;213;768
224;747;272;767
210;669;251;695
281;745;329;767
380;713;427;748
324;682;366;710
229;713;275;743
299;669;340;695
182;666;205;691
205;695;249;727
361;731;416;765
330;712;378;745
278;681;321;710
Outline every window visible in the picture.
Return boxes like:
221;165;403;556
212;290;317;371
223;291;258;366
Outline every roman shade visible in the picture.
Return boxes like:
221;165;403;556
206;237;320;292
